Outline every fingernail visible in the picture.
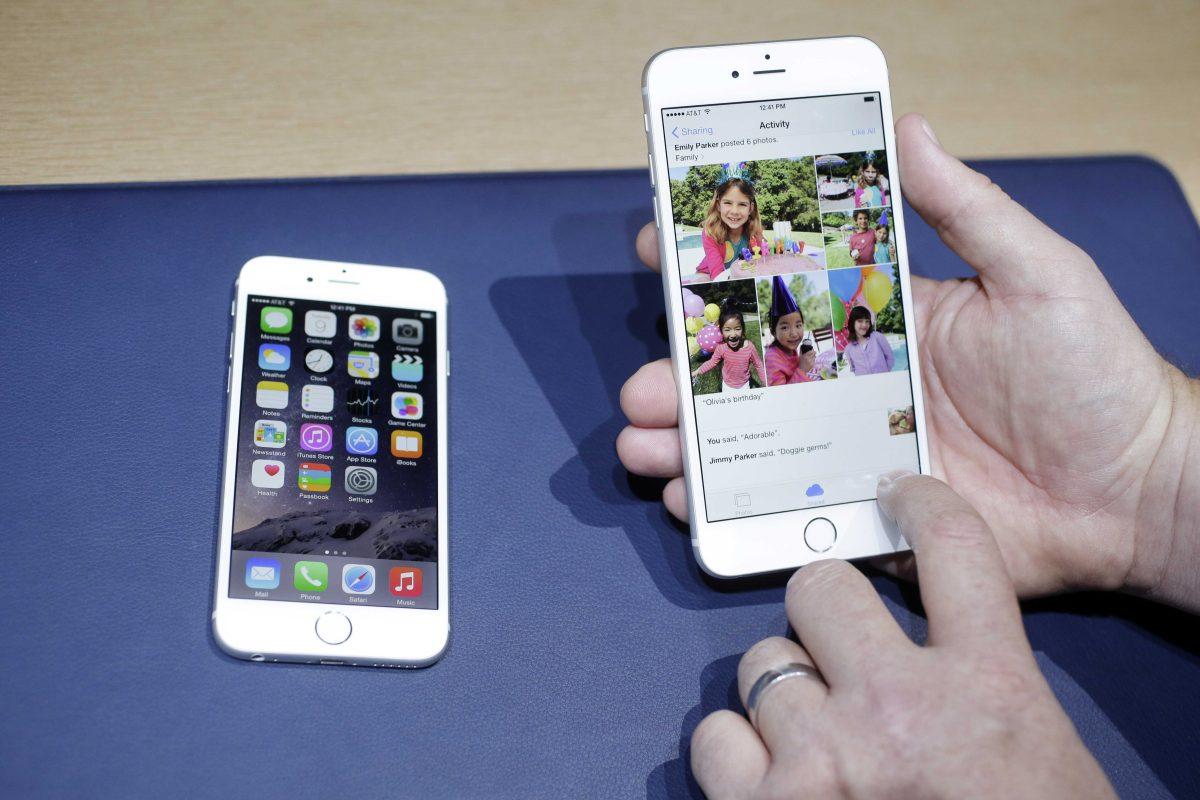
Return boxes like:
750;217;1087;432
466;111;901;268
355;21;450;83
918;115;941;148
876;469;913;496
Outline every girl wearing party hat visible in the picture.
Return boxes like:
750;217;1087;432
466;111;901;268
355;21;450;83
764;275;821;386
694;164;769;281
853;153;890;209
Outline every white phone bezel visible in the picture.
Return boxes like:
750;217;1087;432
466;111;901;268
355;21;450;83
643;37;931;577
212;255;449;667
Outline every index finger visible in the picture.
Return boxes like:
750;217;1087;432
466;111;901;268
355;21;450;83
636;221;661;273
875;472;1029;652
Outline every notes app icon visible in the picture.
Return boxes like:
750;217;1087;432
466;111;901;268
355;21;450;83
256;380;289;409
389;566;423;597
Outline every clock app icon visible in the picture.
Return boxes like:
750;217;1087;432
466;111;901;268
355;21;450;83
305;347;334;374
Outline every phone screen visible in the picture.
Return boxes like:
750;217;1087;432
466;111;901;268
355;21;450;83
227;296;439;609
660;93;920;522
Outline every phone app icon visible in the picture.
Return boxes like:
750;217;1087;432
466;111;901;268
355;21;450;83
245;557;281;590
305;347;334;374
300;422;334;452
342;564;376;595
390;430;424;458
389;566;423;597
255;380;289;409
294;561;328;592
392;318;424;345
253;420;287;448
346;387;379;417
258;343;291;371
305;310;337;338
346;426;378;455
301;383;335;413
344;466;378;495
297;461;332;492
260;306;293;334
391;391;424;420
348;314;380;342
251;459;285;488
392;354;424;383
348;350;380;379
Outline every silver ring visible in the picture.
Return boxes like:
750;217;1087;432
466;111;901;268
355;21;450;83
746;662;824;728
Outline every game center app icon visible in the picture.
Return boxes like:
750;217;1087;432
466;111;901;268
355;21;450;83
391;430;423;458
345;426;378;455
348;350;380;379
342;564;375;595
297;461;332;492
348;314;380;342
258;343;291;371
391;391;423;420
392;354;423;383
245;557;281;590
251;459;285;488
253;420;287;448
389;566;423;597
260;306;293;334
304;310;336;338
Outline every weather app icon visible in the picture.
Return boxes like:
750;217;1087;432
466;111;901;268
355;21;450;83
258;343;291;371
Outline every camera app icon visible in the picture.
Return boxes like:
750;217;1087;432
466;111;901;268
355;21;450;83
392;318;424;346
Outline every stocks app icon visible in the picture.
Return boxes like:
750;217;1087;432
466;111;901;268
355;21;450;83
346;387;379;417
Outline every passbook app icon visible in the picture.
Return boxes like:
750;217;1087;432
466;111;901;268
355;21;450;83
298;462;332;492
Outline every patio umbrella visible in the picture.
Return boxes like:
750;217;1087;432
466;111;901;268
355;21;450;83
815;154;848;175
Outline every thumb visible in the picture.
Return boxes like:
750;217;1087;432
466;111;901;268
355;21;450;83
896;113;1096;295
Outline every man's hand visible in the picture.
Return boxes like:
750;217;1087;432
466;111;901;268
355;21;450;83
690;474;1116;800
616;114;1200;609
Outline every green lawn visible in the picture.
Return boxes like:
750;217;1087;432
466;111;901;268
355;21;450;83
826;246;854;269
689;314;765;395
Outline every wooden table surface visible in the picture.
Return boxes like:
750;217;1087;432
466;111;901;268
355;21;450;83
3;1;1198;213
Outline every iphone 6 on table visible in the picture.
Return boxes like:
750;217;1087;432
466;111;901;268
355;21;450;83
213;256;448;667
643;38;929;576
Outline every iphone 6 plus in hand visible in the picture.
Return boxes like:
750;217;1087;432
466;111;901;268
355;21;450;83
643;38;929;576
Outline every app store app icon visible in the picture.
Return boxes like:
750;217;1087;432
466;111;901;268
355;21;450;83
346;426;378;455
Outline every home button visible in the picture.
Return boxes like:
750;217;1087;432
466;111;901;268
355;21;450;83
803;518;837;553
314;611;352;645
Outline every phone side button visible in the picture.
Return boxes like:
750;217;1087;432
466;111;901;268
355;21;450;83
446;350;450;377
225;365;231;394
315;611;352;645
803;518;836;553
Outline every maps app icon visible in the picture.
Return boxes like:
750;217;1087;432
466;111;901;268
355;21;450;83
392;354;423;383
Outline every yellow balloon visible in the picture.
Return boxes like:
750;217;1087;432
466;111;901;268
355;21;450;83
704;303;721;323
687;336;701;357
864;270;892;313
685;316;703;334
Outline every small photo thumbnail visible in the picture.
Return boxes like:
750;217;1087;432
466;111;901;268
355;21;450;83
683;279;765;396
816;150;891;212
888;406;917;436
823;207;895;269
756;272;838;385
829;264;908;378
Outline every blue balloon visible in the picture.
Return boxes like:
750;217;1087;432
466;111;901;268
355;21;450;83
829;268;862;302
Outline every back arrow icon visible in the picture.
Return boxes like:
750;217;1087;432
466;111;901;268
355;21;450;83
671;126;679;138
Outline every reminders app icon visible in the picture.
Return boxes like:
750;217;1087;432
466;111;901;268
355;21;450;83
245;558;281;590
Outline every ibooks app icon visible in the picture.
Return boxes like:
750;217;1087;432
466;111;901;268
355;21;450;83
390;430;424;459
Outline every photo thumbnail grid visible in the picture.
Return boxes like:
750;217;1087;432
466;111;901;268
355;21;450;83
671;150;908;397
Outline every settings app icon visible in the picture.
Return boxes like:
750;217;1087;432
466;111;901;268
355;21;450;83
344;466;378;496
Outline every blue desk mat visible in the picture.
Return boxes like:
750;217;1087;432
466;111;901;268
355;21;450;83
1;157;1197;799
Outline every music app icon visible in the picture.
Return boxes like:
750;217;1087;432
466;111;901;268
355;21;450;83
299;423;334;452
389;566;423;597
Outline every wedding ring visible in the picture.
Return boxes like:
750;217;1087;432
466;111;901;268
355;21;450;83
746;662;824;728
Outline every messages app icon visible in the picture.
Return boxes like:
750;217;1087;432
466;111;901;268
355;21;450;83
245;558;281;590
260;306;293;334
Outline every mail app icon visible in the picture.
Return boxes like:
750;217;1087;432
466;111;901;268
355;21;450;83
245;557;281;590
